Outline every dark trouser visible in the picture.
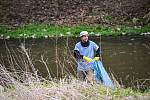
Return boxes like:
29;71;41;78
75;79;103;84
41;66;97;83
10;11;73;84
77;69;95;83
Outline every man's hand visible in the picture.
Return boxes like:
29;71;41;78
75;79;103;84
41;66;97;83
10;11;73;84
83;56;93;62
94;57;101;61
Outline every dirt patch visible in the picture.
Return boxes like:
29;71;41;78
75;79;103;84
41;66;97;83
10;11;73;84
0;0;150;26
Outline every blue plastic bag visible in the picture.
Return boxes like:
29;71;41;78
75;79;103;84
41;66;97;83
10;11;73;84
92;61;114;88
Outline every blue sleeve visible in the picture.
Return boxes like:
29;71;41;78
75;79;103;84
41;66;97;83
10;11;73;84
91;41;101;56
74;43;79;51
74;43;83;59
93;41;99;51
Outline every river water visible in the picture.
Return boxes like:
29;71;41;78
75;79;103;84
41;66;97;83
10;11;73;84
0;36;150;89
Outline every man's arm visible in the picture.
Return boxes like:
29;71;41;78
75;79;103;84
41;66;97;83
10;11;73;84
94;48;101;61
74;50;83;59
74;50;93;62
92;41;101;57
96;48;100;57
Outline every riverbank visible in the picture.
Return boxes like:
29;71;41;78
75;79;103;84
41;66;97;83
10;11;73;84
0;78;150;100
0;23;150;39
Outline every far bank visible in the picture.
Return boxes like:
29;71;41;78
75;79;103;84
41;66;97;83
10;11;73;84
0;23;150;39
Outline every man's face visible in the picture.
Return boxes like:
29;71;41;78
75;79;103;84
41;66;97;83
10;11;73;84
81;34;88;43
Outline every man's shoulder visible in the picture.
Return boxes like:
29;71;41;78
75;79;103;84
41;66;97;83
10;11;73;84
89;40;96;44
75;41;81;46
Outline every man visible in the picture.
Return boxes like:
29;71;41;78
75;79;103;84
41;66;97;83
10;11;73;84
74;31;101;83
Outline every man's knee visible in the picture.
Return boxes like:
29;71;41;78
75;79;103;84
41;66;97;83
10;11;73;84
77;71;86;81
86;70;96;84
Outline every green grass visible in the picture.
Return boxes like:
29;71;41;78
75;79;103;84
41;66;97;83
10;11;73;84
0;23;150;39
81;85;150;99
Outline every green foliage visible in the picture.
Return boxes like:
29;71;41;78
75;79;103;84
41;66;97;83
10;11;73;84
0;23;150;39
104;15;113;20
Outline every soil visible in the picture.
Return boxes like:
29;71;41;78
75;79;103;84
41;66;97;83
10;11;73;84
0;0;150;26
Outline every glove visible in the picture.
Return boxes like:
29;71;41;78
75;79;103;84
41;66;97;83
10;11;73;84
94;57;101;61
83;56;93;62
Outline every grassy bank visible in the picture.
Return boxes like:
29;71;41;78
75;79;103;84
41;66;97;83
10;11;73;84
0;78;150;100
0;23;150;39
